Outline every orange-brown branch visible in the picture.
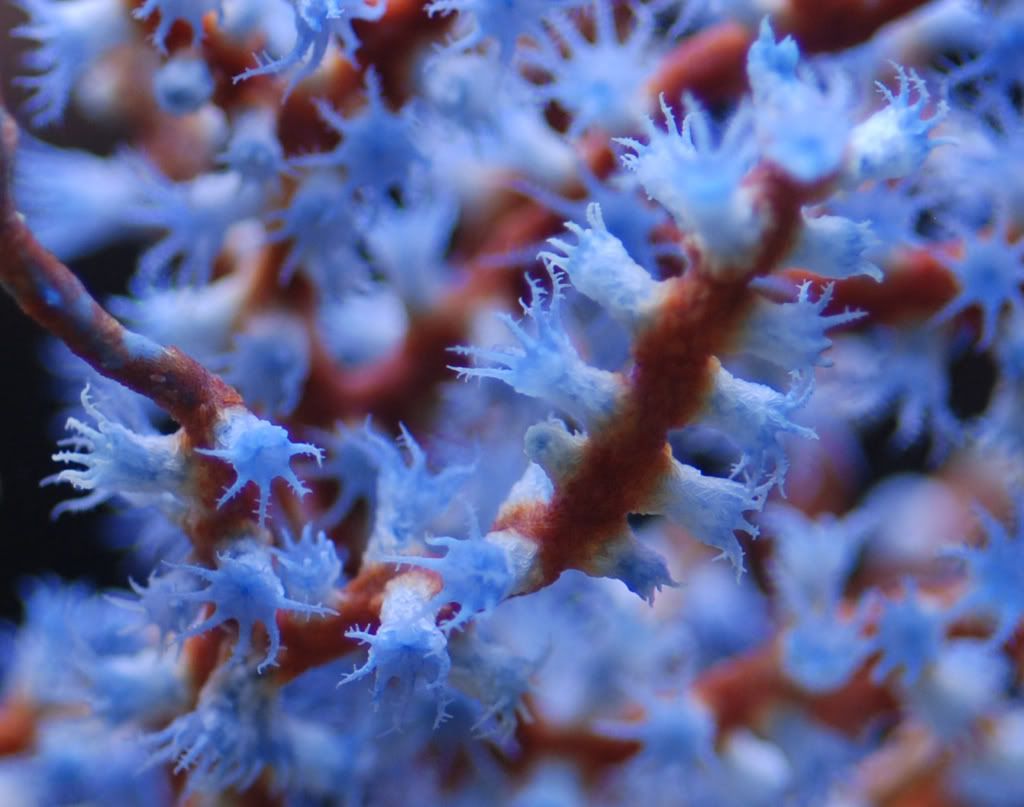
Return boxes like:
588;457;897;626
498;168;809;586
273;562;399;682
785;246;959;326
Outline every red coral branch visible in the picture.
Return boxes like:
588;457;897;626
650;21;753;104
651;0;935;111
0;99;242;442
498;168;811;587
0;96;278;561
783;0;934;53
785;246;960;325
0;699;36;756
273;562;399;682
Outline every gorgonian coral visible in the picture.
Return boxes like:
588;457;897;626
1;1;1023;805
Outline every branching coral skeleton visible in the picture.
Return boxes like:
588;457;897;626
1;0;1023;805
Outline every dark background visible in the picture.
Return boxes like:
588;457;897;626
0;6;142;621
0;250;133;621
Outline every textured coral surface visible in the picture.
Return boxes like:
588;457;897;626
1;1;1024;805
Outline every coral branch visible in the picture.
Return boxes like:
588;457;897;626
784;0;934;53
649;21;752;104
785;246;959;325
273;562;399;682
1;0;1019;803
0;98;242;442
498;168;810;587
0;699;36;756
